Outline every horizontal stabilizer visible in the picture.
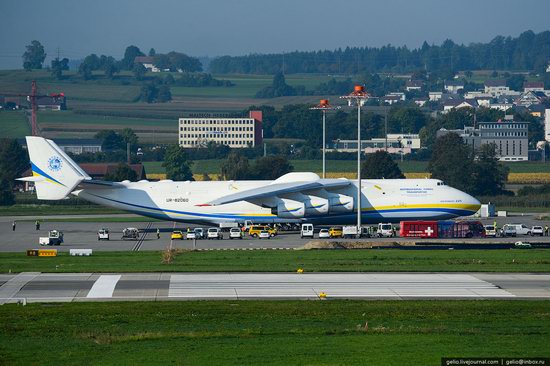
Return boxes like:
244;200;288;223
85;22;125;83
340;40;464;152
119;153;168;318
207;179;350;206
78;179;126;189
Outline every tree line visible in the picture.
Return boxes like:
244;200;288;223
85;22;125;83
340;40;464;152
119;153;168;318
209;30;550;74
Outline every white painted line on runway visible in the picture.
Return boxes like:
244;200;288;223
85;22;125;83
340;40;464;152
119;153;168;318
87;275;121;298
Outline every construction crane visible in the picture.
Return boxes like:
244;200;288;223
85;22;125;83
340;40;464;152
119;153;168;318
2;80;64;136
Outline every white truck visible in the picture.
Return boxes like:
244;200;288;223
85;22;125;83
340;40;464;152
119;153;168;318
342;226;358;238
39;230;64;246
376;223;395;238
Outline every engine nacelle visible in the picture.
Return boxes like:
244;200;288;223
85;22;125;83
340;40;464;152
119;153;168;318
276;199;305;219
305;196;329;216
328;194;354;213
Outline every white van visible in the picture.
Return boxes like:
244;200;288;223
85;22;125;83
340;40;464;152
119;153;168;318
504;224;531;236
301;224;314;238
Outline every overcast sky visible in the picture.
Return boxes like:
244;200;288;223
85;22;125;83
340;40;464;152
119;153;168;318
1;0;549;69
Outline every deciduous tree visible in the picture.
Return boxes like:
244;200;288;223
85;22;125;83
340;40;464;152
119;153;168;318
163;145;193;181
22;40;46;70
361;150;404;179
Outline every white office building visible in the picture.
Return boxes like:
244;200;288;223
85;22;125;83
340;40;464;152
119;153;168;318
178;111;263;148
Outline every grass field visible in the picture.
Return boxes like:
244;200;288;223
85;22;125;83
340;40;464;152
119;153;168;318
38;110;176;128
1;249;549;273
0;300;548;365
0;110;30;138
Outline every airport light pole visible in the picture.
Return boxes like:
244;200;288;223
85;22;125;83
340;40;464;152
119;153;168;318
340;86;371;236
309;99;339;178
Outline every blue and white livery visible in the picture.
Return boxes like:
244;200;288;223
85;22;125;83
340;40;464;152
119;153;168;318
19;137;481;225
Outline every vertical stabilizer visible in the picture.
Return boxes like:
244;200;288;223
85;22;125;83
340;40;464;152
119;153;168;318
21;136;89;200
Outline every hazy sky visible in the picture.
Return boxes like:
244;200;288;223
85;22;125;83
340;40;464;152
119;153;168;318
1;0;549;69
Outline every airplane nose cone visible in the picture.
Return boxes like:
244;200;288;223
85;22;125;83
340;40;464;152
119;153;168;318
466;193;481;213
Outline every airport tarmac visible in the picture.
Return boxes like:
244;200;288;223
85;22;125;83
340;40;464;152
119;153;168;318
0;272;549;303
2;214;550;252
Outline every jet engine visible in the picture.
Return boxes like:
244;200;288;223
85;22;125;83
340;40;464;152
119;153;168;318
275;199;305;219
328;194;354;213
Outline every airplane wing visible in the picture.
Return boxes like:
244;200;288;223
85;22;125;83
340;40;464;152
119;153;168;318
206;179;351;206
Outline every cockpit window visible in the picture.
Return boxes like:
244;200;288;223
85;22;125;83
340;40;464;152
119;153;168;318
437;181;446;186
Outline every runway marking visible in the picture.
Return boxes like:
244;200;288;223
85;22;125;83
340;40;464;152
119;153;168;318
87;275;121;298
167;273;514;299
0;272;40;305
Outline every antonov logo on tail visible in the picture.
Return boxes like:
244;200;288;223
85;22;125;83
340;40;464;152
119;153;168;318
47;156;62;171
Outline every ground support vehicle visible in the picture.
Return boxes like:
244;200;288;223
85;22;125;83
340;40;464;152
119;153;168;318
122;228;140;240
98;228;109;241
39;230;64;246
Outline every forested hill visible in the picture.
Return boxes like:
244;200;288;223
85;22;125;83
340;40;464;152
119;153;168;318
209;30;550;74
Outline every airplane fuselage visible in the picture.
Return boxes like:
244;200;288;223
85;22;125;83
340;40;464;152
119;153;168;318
75;178;480;225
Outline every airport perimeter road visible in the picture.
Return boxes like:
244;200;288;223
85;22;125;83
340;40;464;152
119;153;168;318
0;272;548;303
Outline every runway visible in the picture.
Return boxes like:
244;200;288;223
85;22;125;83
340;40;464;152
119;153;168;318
1;272;549;303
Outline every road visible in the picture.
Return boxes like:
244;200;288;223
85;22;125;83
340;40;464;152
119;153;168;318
0;272;549;303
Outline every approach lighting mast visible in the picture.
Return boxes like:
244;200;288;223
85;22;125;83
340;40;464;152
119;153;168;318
309;99;339;178
340;85;371;236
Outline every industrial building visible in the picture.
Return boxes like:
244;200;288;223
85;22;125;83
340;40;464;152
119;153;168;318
178;111;263;148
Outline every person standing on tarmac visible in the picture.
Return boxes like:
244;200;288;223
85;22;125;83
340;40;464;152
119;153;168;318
12;221;16;231
156;228;160;239
35;220;40;230
545;225;549;237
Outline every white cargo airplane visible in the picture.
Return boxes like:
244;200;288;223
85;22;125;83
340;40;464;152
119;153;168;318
19;137;480;225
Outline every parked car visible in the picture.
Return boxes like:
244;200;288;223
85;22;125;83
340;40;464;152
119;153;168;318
98;228;110;241
186;231;196;240
207;228;223;240
229;227;243;239
484;225;497;238
249;225;276;238
171;231;184;240
301;224;314;238
530;226;544;236
328;227;343;238
318;229;330;238
258;230;271;239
